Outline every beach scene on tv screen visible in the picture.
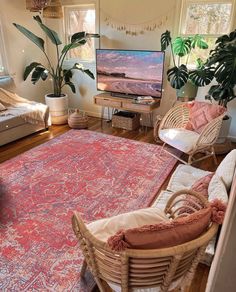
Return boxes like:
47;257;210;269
97;50;164;97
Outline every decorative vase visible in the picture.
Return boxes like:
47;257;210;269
45;93;68;125
68;109;88;129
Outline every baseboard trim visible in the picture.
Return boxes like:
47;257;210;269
228;136;236;142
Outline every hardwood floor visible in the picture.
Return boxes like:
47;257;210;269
0;117;231;292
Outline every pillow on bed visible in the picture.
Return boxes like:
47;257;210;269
0;102;6;111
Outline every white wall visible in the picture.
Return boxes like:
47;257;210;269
0;0;51;103
44;0;181;119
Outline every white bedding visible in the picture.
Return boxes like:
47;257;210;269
0;88;48;125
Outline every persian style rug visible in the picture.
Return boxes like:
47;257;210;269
0;130;178;291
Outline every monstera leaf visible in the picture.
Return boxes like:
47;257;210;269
161;30;171;51
212;46;236;87
190;34;208;49
173;37;191;57
167;65;189;89
208;85;235;107
189;66;214;87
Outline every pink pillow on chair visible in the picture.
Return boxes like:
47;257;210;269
185;101;226;133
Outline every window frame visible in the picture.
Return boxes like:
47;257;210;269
180;0;236;37
63;0;99;65
0;18;8;77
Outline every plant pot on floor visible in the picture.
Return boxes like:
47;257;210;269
45;94;68;125
214;115;232;154
176;81;198;102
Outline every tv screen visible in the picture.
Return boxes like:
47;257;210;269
96;49;165;98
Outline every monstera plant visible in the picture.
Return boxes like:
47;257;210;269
160;31;212;91
203;29;236;108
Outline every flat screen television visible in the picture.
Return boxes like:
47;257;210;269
96;49;165;98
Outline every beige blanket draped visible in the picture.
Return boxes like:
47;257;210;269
0;88;48;125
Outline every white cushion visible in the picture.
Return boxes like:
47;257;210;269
151;190;174;210
87;208;168;242
159;128;200;153
216;149;236;190
208;174;228;203
167;164;210;192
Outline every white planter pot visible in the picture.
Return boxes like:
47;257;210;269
217;115;232;144
45;94;68;125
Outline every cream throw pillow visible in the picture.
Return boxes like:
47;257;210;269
208;174;228;203
216;149;236;190
87;208;168;242
0;102;6;111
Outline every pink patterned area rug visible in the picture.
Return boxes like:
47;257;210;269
0;130;178;291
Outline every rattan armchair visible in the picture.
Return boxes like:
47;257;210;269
72;190;218;292
157;103;225;165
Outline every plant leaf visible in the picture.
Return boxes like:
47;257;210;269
160;30;171;51
65;82;76;93
41;70;48;81
63;69;73;83
71;31;87;43
61;42;86;55
167;65;189;89
13;23;45;51
31;67;47;84
72;63;94;79
33;15;62;45
189;67;214;87
190;34;208;49
24;62;42;80
173;37;191;57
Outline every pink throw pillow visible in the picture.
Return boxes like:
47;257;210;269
108;207;212;251
185;101;226;133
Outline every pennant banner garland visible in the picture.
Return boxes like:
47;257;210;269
102;9;170;36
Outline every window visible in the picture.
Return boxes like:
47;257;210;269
64;4;97;62
0;21;7;76
180;0;235;66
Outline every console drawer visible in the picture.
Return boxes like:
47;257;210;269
123;102;149;112
95;98;122;108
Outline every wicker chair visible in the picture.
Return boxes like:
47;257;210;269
157;103;225;165
72;190;218;292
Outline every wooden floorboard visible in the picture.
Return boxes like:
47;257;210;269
0;116;232;292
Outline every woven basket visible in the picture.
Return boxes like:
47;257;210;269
68;109;88;129
112;111;140;130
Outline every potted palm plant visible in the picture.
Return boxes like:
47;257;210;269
13;16;99;124
160;31;212;100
